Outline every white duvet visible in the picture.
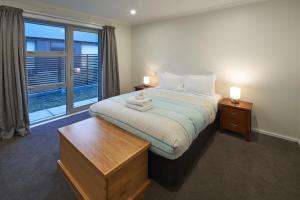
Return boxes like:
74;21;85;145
90;88;221;159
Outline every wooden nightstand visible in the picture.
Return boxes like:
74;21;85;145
134;84;153;91
219;98;253;141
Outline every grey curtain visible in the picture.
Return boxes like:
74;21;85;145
101;26;120;99
0;6;30;140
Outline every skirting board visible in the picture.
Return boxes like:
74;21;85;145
252;128;300;145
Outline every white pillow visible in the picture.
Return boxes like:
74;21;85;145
184;75;216;96
159;72;184;91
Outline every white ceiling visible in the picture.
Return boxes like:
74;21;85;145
29;0;266;25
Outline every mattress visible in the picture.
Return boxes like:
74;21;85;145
89;88;221;160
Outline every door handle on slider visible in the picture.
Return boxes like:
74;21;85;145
73;68;81;73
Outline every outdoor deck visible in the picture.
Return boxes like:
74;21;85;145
29;85;98;123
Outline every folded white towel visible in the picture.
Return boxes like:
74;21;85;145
126;103;153;112
135;95;144;100
126;96;152;106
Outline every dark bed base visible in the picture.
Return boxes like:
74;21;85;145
148;116;219;189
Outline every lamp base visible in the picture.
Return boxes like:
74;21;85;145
230;98;240;104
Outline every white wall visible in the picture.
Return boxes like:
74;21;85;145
132;0;300;140
3;0;132;94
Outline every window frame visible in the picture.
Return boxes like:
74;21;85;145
25;19;67;93
25;17;101;118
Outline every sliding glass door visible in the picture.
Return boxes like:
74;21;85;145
67;28;100;113
25;20;101;123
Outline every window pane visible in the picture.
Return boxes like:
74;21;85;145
27;57;65;86
25;22;65;52
73;30;99;108
28;88;66;122
36;40;50;51
73;54;98;90
26;41;35;51
74;31;98;43
81;44;98;54
27;56;66;123
51;41;65;51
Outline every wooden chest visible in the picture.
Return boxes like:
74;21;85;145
57;117;151;200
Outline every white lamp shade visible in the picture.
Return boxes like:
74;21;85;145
143;76;150;85
230;87;241;101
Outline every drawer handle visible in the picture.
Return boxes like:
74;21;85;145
230;112;238;116
230;123;238;127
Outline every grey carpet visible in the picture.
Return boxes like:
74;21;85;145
1;112;300;200
0;112;90;200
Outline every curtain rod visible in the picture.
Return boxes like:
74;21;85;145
23;9;103;29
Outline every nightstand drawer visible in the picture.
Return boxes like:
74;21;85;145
221;106;247;121
222;117;246;134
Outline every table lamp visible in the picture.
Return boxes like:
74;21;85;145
230;87;241;104
143;76;150;87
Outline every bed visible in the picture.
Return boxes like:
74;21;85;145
90;88;221;187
